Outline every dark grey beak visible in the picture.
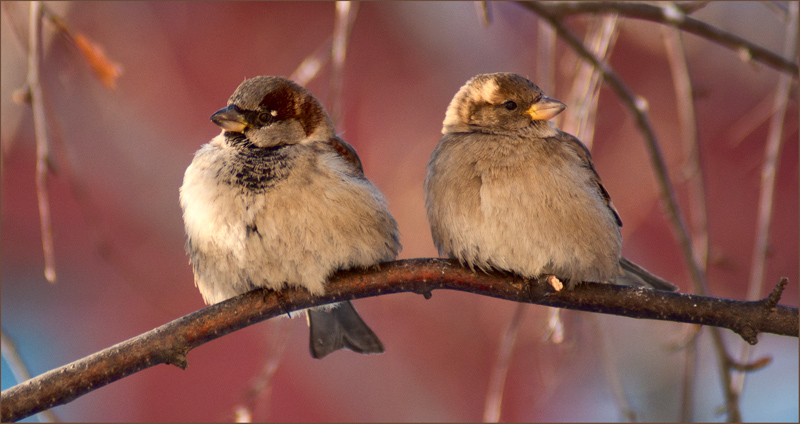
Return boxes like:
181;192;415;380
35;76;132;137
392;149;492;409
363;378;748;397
210;105;247;132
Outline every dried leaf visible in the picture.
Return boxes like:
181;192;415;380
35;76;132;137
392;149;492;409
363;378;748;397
73;33;123;90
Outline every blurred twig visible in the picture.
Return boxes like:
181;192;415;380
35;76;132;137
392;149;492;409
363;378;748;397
23;1;57;284
0;2;28;58
674;2;710;15
43;97;177;317
2;259;796;422
518;3;795;420
591;317;636;422
726;93;790;148
561;13;619;148
535;17;556;94
482;305;525;423
537;16;564;349
520;0;709;297
1;330;59;422
239;11;357;419
11;2;126;285
482;19;565;422
560;15;639;420
474;1;491;27
230;319;292;422
661;20;707;422
11;1;171;315
290;37;333;86
661;26;708;272
481;17;560;423
329;1;359;129
516;1;799;76
761;1;790;20
0;332;31;403
733;0;799;400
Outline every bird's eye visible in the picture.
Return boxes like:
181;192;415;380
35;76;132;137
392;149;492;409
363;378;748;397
503;101;517;110
257;112;271;124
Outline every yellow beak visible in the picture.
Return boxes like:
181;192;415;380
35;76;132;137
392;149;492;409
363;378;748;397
525;96;566;121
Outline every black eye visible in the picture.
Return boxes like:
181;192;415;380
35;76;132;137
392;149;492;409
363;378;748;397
503;101;517;110
257;112;271;124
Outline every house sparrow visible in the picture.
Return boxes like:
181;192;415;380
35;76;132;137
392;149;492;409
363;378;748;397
424;72;677;292
180;76;401;359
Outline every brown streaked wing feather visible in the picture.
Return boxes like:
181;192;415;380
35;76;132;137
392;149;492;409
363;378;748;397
324;136;364;175
558;131;623;227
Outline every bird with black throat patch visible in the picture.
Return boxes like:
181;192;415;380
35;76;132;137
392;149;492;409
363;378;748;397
180;76;401;359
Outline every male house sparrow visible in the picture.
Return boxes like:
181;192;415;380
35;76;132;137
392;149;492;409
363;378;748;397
180;76;401;359
424;73;677;292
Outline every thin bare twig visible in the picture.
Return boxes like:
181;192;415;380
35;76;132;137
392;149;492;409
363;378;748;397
520;0;710;298
676;325;700;422
661;26;709;271
481;19;566;422
591;316;637;422
516;1;798;76
2;259;796;422
482;305;525;422
743;0;798;322
236;20;350;421
537;18;563;346
1;332;31;402
474;1;491;27
560;16;640;420
674;2;711;15
726;93;789;148
13;2;121;285
517;3;766;420
709;326;738;420
1;331;59;422
733;0;799;398
562;13;619;148
761;1;790;20
329;1;359;129
543;309;564;344
290;37;333;87
661;20;707;422
24;1;57;284
480;20;563;421
230;319;292;422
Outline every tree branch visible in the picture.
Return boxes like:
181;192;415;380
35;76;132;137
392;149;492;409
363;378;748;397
516;1;799;76
1;259;796;422
26;1;57;284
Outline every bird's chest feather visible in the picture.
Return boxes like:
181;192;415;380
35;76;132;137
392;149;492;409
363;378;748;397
181;140;314;249
474;138;599;221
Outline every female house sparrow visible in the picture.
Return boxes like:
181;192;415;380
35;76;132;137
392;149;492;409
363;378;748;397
424;73;677;292
180;76;401;359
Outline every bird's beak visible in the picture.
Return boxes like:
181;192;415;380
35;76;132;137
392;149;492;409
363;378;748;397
525;96;566;121
210;105;247;132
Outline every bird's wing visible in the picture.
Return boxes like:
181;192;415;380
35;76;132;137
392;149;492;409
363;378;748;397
323;136;365;175
558;131;623;228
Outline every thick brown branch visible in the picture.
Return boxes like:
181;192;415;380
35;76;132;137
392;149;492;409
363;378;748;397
1;259;796;422
516;1;799;76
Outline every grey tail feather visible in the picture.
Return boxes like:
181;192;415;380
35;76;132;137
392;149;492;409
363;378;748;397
307;300;385;359
619;256;679;292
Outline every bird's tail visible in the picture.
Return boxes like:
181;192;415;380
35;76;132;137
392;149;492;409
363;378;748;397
618;256;679;292
306;300;385;359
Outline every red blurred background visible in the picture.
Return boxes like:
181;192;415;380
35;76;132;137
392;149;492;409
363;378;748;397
2;2;797;422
